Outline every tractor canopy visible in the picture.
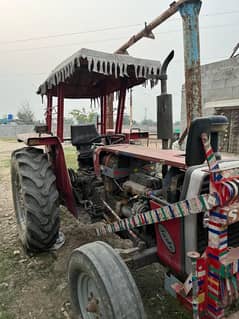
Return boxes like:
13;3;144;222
37;48;161;98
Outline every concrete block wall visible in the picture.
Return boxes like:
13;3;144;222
181;55;239;129
0;124;71;138
0;124;34;138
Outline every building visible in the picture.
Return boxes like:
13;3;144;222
181;55;239;153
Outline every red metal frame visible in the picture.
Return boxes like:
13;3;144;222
151;200;184;275
100;95;107;135
115;82;127;134
94;144;186;176
124;131;149;142
57;83;64;142
103;95;107;134
100;96;104;134
46;92;53;133
106;129;149;142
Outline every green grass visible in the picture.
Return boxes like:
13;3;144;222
0;138;16;142
0;159;10;169
63;146;78;170
0;311;14;319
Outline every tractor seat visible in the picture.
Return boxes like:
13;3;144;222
185;115;228;166
71;124;100;167
71;124;100;147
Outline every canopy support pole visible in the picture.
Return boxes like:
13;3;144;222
115;82;127;134
57;83;64;142
46;92;53;133
100;95;107;135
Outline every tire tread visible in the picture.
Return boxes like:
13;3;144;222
11;147;60;252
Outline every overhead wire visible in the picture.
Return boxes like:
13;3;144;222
0;24;141;45
1;21;239;54
0;9;239;46
1;36;127;53
0;9;237;77
1;8;238;121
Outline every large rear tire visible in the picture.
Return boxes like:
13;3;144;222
11;147;60;252
68;241;146;319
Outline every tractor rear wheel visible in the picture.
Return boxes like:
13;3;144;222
11;147;60;252
68;241;146;319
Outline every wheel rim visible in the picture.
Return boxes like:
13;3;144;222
77;272;105;319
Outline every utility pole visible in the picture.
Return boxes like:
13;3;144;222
106;0;191;131
179;0;202;128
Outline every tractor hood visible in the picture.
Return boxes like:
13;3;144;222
37;48;161;98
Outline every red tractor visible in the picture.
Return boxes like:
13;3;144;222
11;46;239;319
11;47;167;317
10;1;239;318
11;47;160;251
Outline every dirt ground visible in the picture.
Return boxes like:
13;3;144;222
0;139;191;319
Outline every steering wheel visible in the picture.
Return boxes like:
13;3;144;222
88;134;126;145
110;134;126;144
88;136;103;144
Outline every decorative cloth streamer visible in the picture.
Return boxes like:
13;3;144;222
95;193;217;236
201;132;235;318
201;133;221;182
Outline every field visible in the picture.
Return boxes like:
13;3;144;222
0;138;192;319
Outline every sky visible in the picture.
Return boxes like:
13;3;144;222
0;0;239;123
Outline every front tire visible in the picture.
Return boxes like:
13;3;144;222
68;241;146;319
11;147;60;252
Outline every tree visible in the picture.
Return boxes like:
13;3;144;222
17;101;35;123
123;114;130;126
123;114;137;126
64;117;74;125
70;108;98;124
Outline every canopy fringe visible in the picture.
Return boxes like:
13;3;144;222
38;48;161;96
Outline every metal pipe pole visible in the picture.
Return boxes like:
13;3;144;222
115;0;191;54
179;0;202;128
187;251;200;319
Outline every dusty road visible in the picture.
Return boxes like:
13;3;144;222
0;138;191;319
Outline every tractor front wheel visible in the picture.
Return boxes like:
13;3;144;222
68;241;146;319
11;147;60;252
